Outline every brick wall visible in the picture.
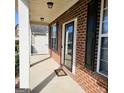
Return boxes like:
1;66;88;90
49;0;108;93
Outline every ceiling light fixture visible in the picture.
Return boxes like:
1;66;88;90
40;17;44;21
47;2;54;9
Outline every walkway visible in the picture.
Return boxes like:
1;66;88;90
30;54;86;93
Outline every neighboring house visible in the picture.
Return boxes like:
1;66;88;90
15;24;19;41
17;0;108;93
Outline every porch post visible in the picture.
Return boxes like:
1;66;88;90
18;0;30;88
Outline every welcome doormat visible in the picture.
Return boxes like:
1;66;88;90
54;69;67;77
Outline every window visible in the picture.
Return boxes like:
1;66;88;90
97;0;108;76
51;23;58;51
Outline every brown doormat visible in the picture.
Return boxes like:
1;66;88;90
54;69;67;77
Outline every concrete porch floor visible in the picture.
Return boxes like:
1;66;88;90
30;54;86;93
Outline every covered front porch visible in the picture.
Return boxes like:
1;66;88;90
16;0;82;90
30;54;85;93
16;0;108;93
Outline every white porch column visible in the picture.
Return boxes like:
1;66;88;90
18;0;30;88
29;23;32;56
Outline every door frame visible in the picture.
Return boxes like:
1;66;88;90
61;18;77;74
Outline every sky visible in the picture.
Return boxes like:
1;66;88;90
15;9;18;26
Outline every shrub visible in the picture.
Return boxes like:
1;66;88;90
15;54;19;77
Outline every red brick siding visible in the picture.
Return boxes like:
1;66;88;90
49;0;108;93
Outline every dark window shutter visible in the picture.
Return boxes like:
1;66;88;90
85;0;97;70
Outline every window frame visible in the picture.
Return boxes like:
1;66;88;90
97;0;108;77
50;23;58;52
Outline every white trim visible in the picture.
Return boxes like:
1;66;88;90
104;7;108;10
97;0;108;77
72;18;77;74
100;34;108;37
61;18;77;74
61;24;65;64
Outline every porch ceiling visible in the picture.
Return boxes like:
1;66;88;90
29;0;79;25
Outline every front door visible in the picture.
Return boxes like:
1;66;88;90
63;21;74;71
